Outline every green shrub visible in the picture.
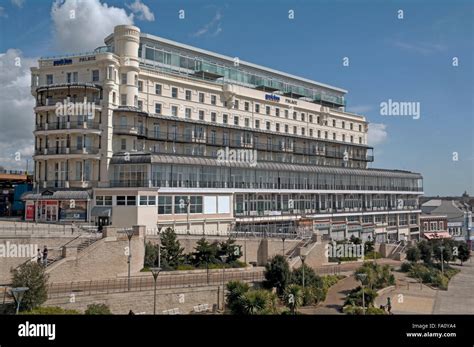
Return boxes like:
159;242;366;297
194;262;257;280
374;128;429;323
10;262;49;311
322;275;344;289
21;306;81;315
366;306;387;315
85;303;112;315
432;273;449;290
400;262;412;272
344;286;378;307
263;255;291;295
343;305;365;315
364;251;382;260
176;264;196;271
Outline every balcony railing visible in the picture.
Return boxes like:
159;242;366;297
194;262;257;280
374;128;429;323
35;121;101;131
34;147;100;155
35;98;101;107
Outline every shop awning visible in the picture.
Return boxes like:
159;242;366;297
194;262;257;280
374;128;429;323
91;206;112;217
423;232;451;240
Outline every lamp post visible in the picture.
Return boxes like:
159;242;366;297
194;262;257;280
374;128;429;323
156;225;162;268
10;287;29;315
356;273;367;315
300;254;307;289
150;267;162;315
119;228;134;291
281;235;286;256
220;255;228;310
439;245;445;275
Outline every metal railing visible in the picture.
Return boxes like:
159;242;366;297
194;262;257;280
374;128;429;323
46;269;265;298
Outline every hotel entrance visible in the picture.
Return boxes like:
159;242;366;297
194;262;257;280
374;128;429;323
36;201;58;222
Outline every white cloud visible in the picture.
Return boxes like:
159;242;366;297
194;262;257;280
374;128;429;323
368;123;388;146
392;40;447;55
11;0;25;8
51;0;133;52
0;49;36;169
192;9;222;37
127;0;154;21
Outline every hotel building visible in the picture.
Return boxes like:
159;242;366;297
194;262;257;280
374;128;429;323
24;25;423;242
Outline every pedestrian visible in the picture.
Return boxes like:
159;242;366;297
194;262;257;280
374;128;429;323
42;245;48;266
386;297;392;314
71;221;75;234
36;248;42;265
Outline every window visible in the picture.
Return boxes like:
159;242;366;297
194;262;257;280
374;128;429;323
333;133;336;140
301;128;305;136
255;104;260;113
223;114;228;124
155;84;162;95
332;119;336;127
234;100;239;109
155;103;162;114
309;114;313;123
120;139;126;150
190;196;203;213
266;106;271;115
309;129;313;137
276;123;280;132
342;121;345;129
266;121;271;130
244;102;249;111
138;80;143;92
285;124;289;133
171;106;178;117
117;196;126;206
137;100;143;110
174;196;188;214
359;137;362;144
359;124;362;132
293;112;297;120
92;70;99;82
211;95;217;105
293;126;297;134
96;196;112;206
410;214;417;225
285;109;289;118
388;215;397;227
171;87;178;98
245;118;250;127
211;112;216;122
197;92;204;103
317;130;321;138
276;108;280;117
121;94;127;106
350;123;353;130
350;135;354;143
301;113;305;122
134;75;138;87
46;74;53;85
342;134;346;142
234;116;239;126
185;108;191;119
255;119;260;129
185;90;191;101
158;196;172;214
126;196;136;206
121;73;127;85
199;110;204;121
140;195;156;206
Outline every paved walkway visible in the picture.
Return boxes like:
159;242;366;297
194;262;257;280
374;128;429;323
433;260;474;314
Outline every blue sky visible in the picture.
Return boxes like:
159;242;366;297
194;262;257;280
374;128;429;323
0;0;472;196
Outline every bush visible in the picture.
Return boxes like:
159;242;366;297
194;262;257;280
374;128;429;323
291;265;323;288
322;275;344;289
10;262;49;312
364;251;382;260
344;286;378;307
366;306;387;315
283;284;303;314
406;246;421;263
343;305;365;315
85;303;112;315
176;264;196;271
21;306;80;315
400;262;412;272
226;281;250;314
432;273;449;290
239;289;272;315
263;255;291;295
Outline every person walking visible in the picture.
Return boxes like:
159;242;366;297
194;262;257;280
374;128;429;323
42;245;48;266
386;297;392;314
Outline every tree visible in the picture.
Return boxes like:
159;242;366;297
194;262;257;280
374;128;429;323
406;246;421;263
225;281;250;315
159;227;184;269
144;241;159;267
291;264;323;288
218;238;242;263
364;240;375;254
457;242;471;265
417;240;433;264
263;255;291;295
283;284;303;314
344;286;378;307
10;262;49;311
193;238;219;267
85;303;112;315
433;240;454;265
239;290;270;315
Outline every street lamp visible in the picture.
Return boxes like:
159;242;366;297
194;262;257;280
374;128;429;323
356;273;367;315
439;246;445;275
281;235;286;256
10;287;29;315
220;255;228;310
118;228;134;291
156;225;163;268
300;254;307;289
150;267;162;315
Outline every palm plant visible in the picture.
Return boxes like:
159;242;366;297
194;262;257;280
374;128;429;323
284;284;303;314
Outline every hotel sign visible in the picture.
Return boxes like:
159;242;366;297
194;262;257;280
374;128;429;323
348;224;362;231
285;98;297;105
53;58;73;66
79;56;96;62
265;94;280;102
331;224;346;231
314;222;330;229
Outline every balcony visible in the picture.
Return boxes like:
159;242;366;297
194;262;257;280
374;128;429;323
34;147;100;156
35;121;101;131
38;180;98;189
35;97;102;108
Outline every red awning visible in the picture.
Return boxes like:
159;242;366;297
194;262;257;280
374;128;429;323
423;232;451;240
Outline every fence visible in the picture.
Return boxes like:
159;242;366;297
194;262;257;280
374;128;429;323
0;222;97;236
46;269;265;298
